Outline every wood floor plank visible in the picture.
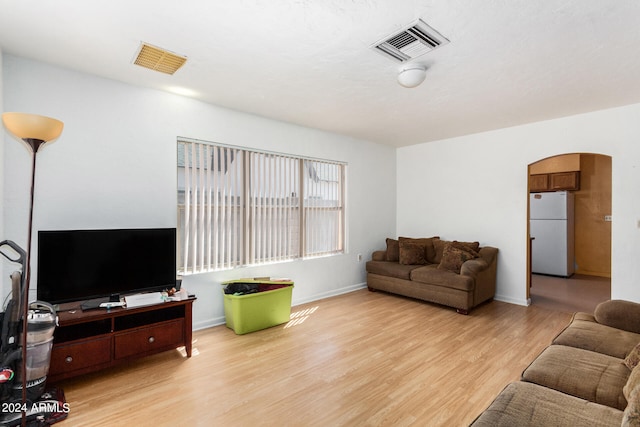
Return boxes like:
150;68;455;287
56;289;571;426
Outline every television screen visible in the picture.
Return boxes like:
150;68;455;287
37;228;177;305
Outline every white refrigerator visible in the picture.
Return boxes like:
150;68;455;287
530;191;575;277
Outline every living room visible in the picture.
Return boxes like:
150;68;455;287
2;1;640;425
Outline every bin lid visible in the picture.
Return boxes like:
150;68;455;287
221;278;293;286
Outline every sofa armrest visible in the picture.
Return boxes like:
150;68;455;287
461;246;498;306
460;258;489;276
594;300;640;334
371;250;386;261
478;246;498;265
460;246;498;277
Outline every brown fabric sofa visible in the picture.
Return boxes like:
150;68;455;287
365;237;498;314
471;300;640;426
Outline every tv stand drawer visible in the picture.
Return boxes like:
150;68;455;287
50;336;112;374
114;319;185;359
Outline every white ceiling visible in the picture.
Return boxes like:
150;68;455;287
1;0;640;147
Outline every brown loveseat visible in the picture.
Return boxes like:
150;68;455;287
365;237;498;314
471;299;640;426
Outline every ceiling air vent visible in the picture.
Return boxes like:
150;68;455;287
133;42;187;75
371;19;449;63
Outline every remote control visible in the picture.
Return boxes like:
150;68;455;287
99;302;126;308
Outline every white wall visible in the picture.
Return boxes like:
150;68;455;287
397;104;640;305
1;54;397;328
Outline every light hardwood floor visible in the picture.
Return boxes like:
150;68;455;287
56;290;571;426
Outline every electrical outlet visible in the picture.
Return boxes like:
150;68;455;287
357;253;363;262
604;215;612;222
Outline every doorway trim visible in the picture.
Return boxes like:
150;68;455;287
526;152;612;302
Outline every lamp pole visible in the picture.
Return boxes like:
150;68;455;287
2;113;63;427
20;139;44;425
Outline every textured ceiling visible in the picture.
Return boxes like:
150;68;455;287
1;0;640;147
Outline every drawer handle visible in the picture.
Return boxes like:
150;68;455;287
65;356;73;364
148;336;155;343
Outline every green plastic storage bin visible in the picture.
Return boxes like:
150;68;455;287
222;280;294;334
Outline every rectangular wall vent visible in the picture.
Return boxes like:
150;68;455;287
133;43;187;75
371;19;449;62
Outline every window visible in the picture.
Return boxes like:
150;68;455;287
177;139;346;274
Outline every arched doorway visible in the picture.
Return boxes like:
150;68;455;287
527;153;611;313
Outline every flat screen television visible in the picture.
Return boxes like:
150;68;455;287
37;227;177;305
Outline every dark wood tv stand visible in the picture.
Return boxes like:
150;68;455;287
48;297;196;383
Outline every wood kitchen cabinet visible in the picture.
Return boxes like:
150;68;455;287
529;174;549;192
549;171;580;191
529;171;580;192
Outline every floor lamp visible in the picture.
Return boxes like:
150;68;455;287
1;112;63;425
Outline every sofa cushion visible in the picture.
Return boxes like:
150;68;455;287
410;265;474;292
438;243;480;273
521;345;630;410
553;312;640;359
385;238;399;262
398;237;438;263
399;241;427;265
432;238;446;263
365;260;423;280
595;300;640;334
470;381;623;427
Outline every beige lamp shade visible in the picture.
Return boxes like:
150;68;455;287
2;112;64;143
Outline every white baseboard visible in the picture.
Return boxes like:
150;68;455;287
192;283;368;331
194;285;526;331
494;293;530;307
292;282;368;306
194;316;226;331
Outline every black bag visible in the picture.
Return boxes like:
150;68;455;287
224;282;260;295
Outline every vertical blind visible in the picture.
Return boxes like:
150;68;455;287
178;140;346;274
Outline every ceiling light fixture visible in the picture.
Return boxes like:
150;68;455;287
397;63;427;88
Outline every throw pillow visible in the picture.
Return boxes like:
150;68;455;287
626;342;640;370
399;236;439;263
625;364;640;401
437;243;479;273
398;241;427;265
385;238;399;262
433;239;480;264
623;386;640;427
451;240;480;254
432;238;447;263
